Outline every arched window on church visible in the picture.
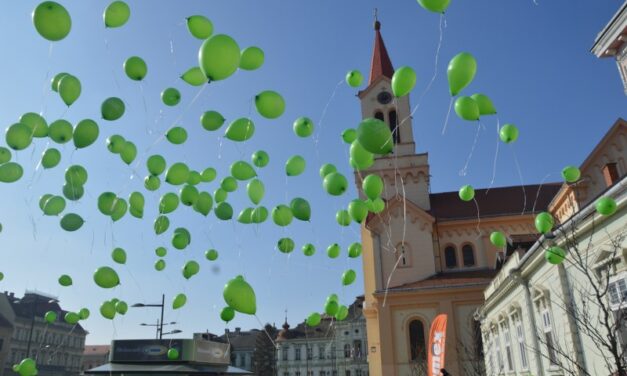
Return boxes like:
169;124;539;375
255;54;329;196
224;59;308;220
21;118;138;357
388;110;400;144
398;243;411;268
374;111;384;122
444;246;457;269
463;244;476;267
409;319;426;362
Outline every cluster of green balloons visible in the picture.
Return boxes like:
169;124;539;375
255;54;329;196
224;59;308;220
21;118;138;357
98;192;129;221
454;94;496;122
100;298;129;320
106;134;136;165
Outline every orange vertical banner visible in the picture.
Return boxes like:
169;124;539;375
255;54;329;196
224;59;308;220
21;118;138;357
427;314;448;376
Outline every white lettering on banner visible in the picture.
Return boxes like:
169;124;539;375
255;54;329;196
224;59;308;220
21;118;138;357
431;330;445;376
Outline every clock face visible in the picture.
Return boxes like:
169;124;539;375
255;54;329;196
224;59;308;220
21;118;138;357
377;91;392;105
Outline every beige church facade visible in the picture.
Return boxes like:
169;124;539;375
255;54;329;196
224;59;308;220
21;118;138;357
355;21;562;376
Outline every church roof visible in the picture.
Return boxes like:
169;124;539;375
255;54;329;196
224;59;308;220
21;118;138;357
429;183;562;221
378;269;498;294
368;20;394;85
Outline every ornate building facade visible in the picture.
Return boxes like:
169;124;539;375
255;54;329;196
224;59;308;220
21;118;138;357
592;1;627;95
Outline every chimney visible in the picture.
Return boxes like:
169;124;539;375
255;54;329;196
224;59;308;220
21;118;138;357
225;329;230;335
602;162;620;187
235;327;241;335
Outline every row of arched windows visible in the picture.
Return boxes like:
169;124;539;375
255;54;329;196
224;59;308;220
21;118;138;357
444;244;476;269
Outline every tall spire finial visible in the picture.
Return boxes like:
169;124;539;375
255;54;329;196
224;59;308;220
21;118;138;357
374;8;380;30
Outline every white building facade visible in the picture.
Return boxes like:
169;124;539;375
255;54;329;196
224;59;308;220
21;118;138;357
592;2;627;94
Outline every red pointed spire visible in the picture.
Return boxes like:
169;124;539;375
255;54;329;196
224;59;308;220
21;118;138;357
369;20;394;85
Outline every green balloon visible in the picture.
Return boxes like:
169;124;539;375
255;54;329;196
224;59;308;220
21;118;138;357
348;242;362;258
471;93;497;115
240;46;265;71
201;111;225;131
155;259;166;271
115;301;128;315
79;308;90;320
167;348;179;360
201;167;217;182
100;301;116;320
215;202;233;220
161;88;181;107
112;247;127;264
490;231;507;248
306;312;321;327
154;216;170;235
357;118;393;155
324;300;339;316
181;67;206;86
42;195;66;215
63;182;84;201
199;34;240;81
44;311;57;324
327;243;340;259
182;261;200;280
173;294;187;310
144;175;161;191
64;312;80;325
342;128;357;144
5;123;33;150
350;140;375;170
94;266;119;288
292;117;314;138
214;188;228;203
534;212;554;234
172;228;191;250
448;52;477;96
545;246;565;265
221;176;238;192
33;1;71;41
111;199;128;221
348;199;369;223
363;174;384;200
58;74;81;106
323;172;348;196
156;247;167;257
39;193;54;209
272;205;293;226
342;269;357;286
193;192;213;216
596;196;617;216
454;96;480;121
0;147;11;164
58;274;72;286
73;119;99;148
166;163;190;185
65;165;88;185
231;161;257;180
206;249;219;261
121;141;137;164
278;237;295;253
458;185;475;202
561;166;581;183
499;124;519;144
302;243;316;256
101;97;125;121
0;272;3;281
51;72;69;92
417;0;451;13
106;134;125;153
252;150;269;168
187;171;201;185
104;1;130;28
391;66;417;97
129;191;144;215
290;197;311;221
180;185;199;206
319;163;337;178
223;275;256;315
98;192;117;215
147;155;166;176
252;206;268;223
60;213;84;231
17;358;37;376
124;56;147;81
285;155;306;176
49;119;73;143
220;306;235;323
166;127;188;145
336;210;351;226
20;112;48;138
225;118;255;142
0;162;23;183
159;193;179;214
255;90;285;119
247;179;265;205
238;207;254;224
345;70;363;87
187;15;213;39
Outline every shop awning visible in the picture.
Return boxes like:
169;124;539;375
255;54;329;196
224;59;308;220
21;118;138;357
85;362;252;375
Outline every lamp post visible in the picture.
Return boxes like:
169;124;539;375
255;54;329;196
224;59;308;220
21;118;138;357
162;329;182;336
132;294;165;339
140;321;177;339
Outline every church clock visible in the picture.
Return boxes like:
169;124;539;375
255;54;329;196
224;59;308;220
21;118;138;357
377;91;392;105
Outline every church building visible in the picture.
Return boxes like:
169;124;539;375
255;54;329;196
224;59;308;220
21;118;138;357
355;20;561;376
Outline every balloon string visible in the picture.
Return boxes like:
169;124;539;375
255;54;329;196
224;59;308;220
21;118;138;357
510;145;527;215
487;116;501;193
459;121;482;177
532;173;552;214
441;97;454;135
139;82;151;135
313;79;344;161
39;43;54;116
254;314;278;349
381;250;404;308
473;197;482;238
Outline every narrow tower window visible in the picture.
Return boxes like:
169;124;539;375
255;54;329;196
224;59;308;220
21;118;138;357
374;111;384;121
388;110;400;144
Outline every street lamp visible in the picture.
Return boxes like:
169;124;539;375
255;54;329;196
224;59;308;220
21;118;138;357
140;321;177;339
162;329;182;336
132;295;166;339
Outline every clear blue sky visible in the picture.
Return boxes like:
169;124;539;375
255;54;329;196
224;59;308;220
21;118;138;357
0;0;624;345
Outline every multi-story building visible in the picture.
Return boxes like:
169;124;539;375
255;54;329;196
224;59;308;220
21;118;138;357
2;291;87;376
80;345;109;375
276;297;368;376
592;1;627;94
0;293;15;376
